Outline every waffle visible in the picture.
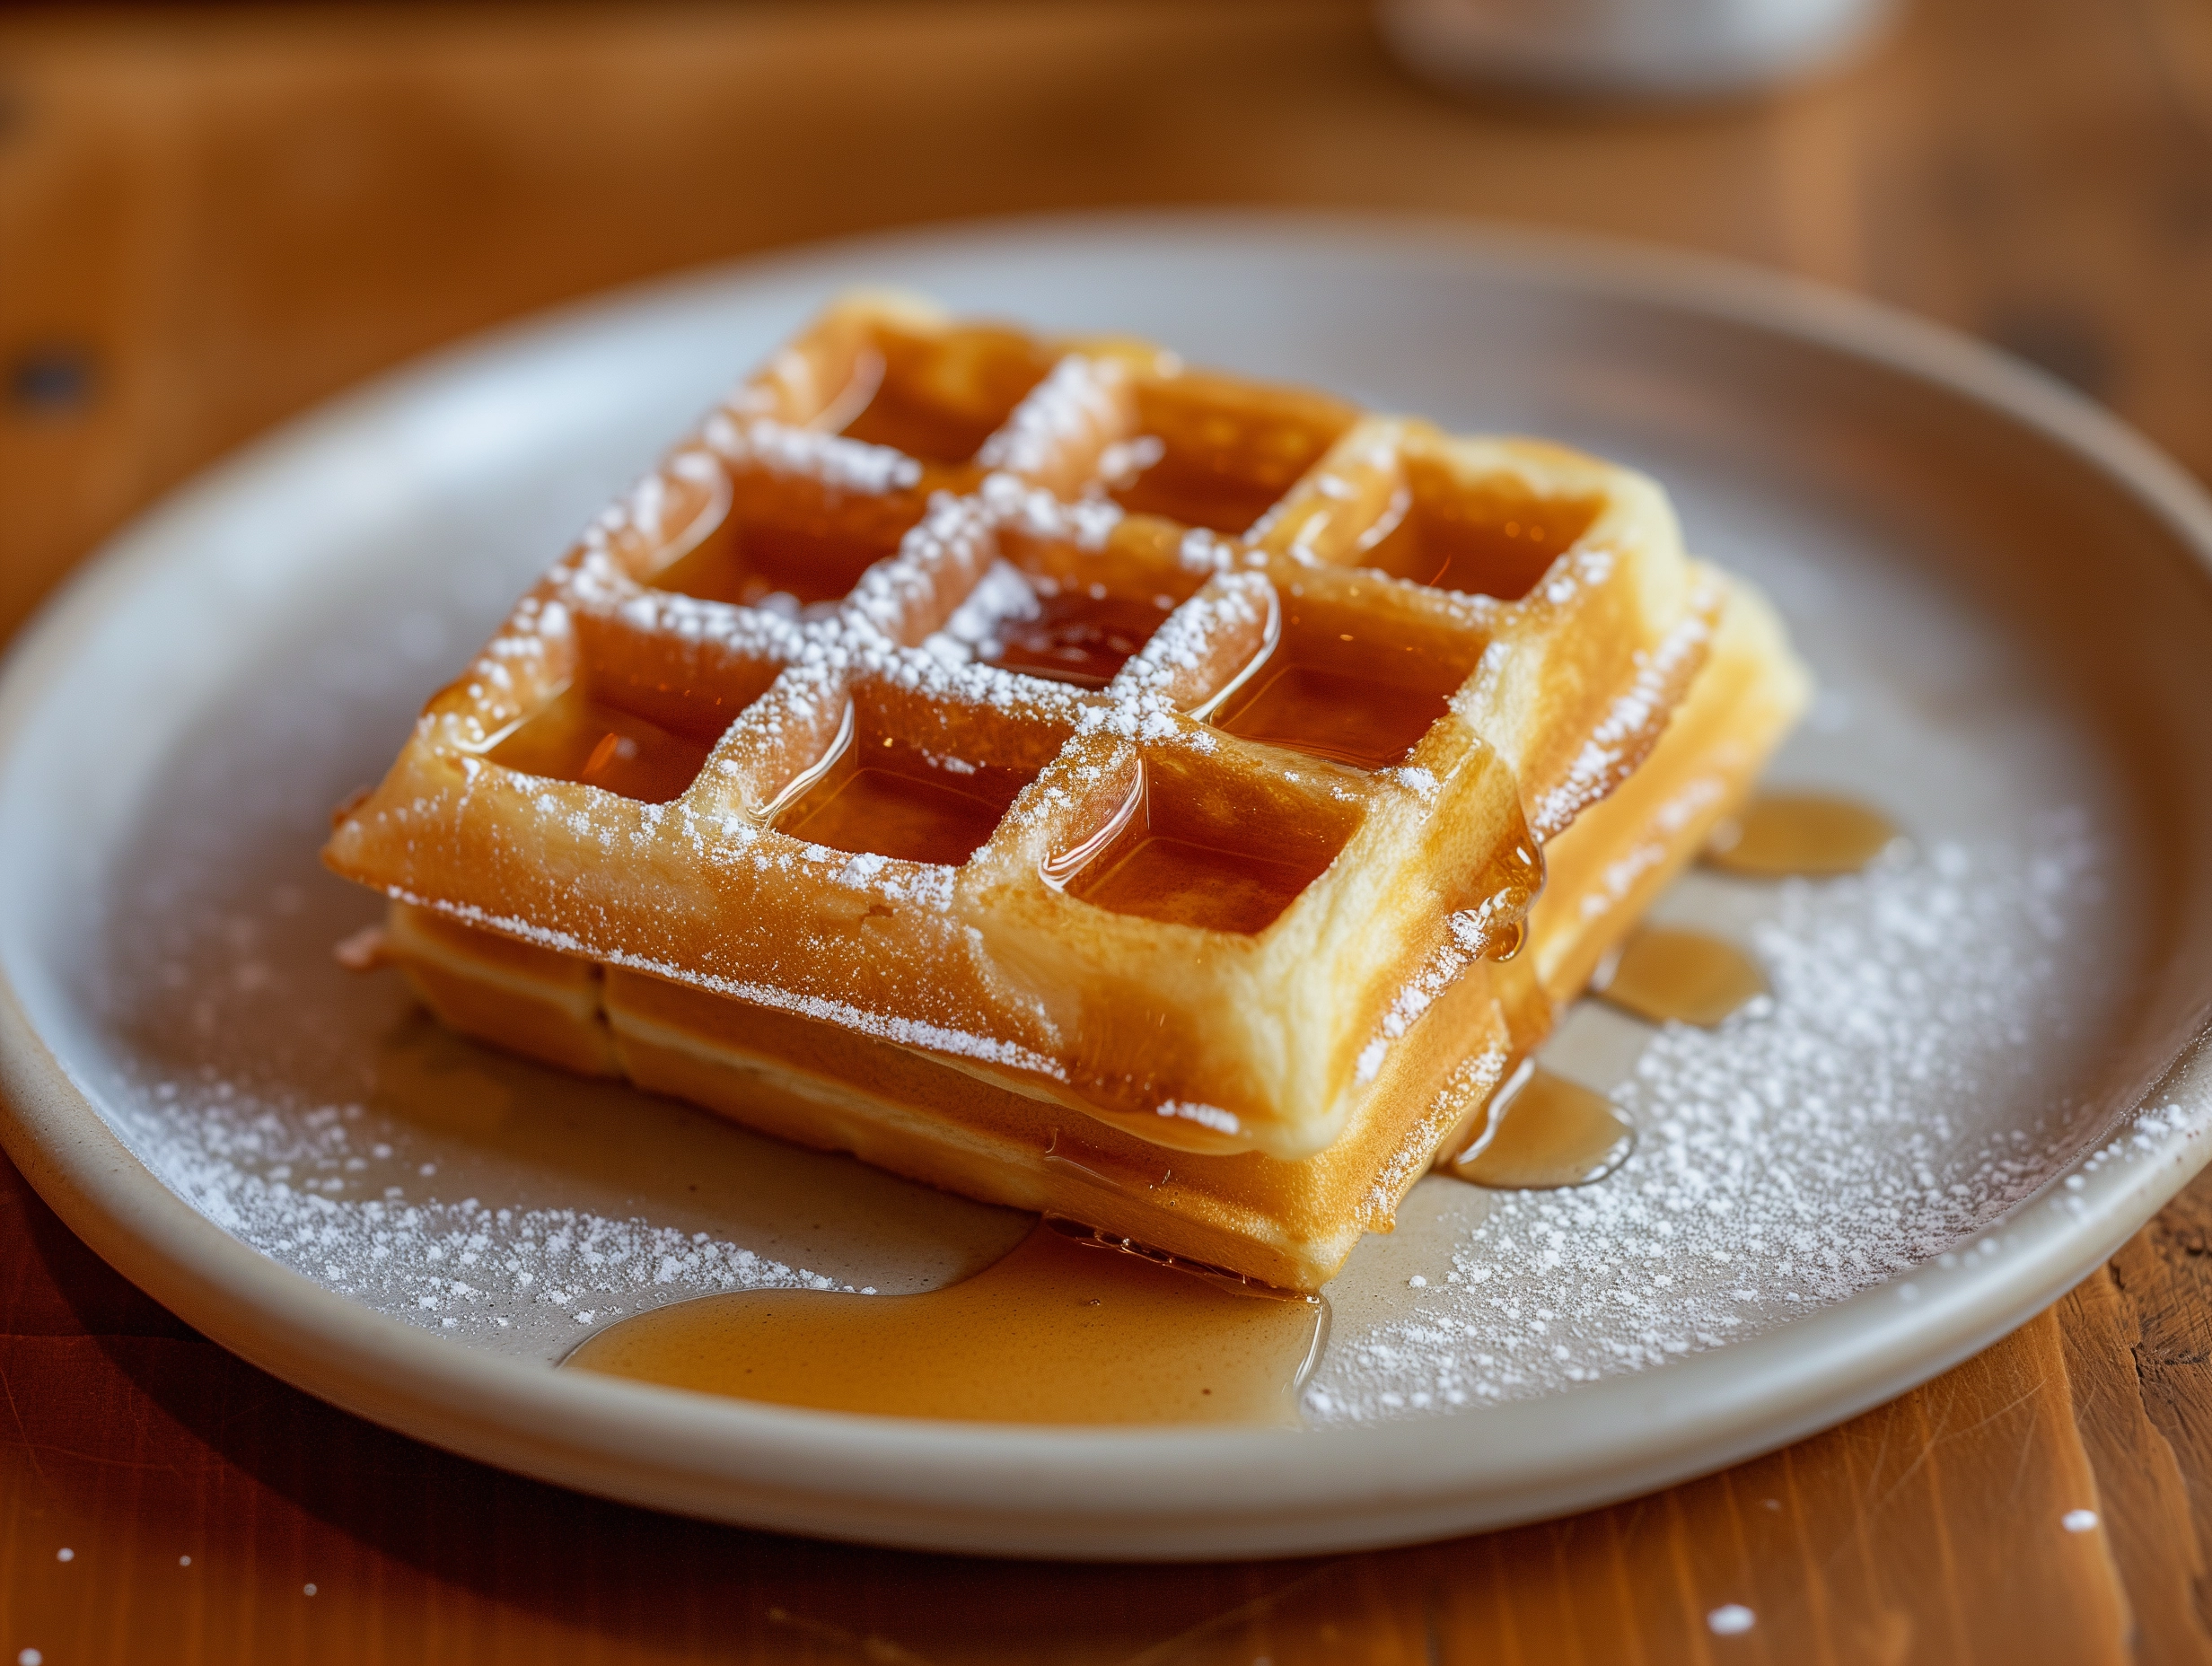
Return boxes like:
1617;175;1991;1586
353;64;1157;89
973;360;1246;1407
326;292;1809;1290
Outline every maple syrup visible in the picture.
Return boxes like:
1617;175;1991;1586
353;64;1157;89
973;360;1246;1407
1593;926;1769;1028
1364;467;1601;602
1706;793;1900;877
1113;460;1304;540
838;325;1057;465
563;1219;1328;1425
1054;764;1347;935
1207;595;1480;770
979;588;1176;689
487;685;715;805
1073;833;1328;937
1110;374;1356;534
1441;1065;1636;1190
654;516;900;610
773;730;1031;868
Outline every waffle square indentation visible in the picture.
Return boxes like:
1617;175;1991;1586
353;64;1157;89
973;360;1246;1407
1055;750;1360;936
836;320;1061;466
1108;370;1357;535
1365;451;1602;601
1206;580;1487;770
487;683;720;805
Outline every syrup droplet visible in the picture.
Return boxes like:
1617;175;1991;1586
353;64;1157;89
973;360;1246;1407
1705;793;1900;877
1439;1065;1635;1190
1487;916;1528;962
563;1220;1327;1425
1593;926;1769;1028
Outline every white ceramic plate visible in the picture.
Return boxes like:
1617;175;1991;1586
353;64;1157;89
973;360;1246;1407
5;212;2212;1560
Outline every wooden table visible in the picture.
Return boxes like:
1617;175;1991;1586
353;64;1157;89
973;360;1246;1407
4;2;2210;1658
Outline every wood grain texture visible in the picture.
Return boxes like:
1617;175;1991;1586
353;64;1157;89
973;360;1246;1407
1;0;2209;1660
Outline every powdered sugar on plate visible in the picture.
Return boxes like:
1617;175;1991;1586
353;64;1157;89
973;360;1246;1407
1304;811;2131;1422
107;1076;843;1355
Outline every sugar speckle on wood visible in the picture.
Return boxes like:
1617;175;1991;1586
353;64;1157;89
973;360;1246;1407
1707;1604;1756;1635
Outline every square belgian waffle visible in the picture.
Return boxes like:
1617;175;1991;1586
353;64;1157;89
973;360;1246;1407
327;292;1808;1289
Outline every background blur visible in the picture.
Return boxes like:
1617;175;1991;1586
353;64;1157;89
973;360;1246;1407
2;0;2208;651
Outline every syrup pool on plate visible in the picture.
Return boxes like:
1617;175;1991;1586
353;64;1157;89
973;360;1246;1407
1441;790;1899;1189
1706;793;1900;877
564;1219;1328;1425
1440;1065;1637;1191
1593;926;1769;1028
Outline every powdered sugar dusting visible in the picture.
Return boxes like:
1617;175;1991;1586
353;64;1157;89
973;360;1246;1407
1119;573;1271;704
707;416;923;495
117;1077;838;1350
1304;813;2131;1421
928;559;1041;664
974;355;1124;478
1527;581;1717;838
977;469;1126;550
846;491;996;638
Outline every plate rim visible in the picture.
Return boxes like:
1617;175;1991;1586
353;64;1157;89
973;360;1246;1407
4;206;2211;1560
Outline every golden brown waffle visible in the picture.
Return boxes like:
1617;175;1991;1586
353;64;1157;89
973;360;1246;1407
326;291;1808;1289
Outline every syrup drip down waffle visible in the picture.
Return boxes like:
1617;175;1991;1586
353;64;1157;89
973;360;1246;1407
327;292;1809;1290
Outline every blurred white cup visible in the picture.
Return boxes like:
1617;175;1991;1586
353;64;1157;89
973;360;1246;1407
1379;0;1898;99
